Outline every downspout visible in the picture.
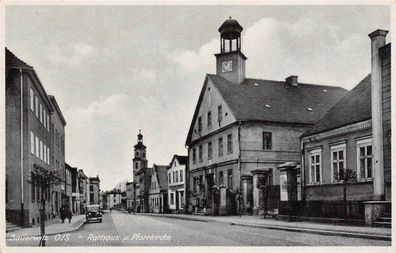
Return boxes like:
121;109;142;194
20;69;24;223
185;145;189;213
238;121;242;216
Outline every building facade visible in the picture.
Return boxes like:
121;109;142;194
132;131;149;213
88;176;100;205
126;181;135;211
77;169;88;213
167;155;187;213
300;30;391;224
148;165;169;213
6;48;56;227
48;95;66;218
185;18;347;216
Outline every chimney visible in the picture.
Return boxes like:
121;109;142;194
286;75;298;86
369;29;388;200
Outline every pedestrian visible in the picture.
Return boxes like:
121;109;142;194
60;206;66;223
66;206;72;223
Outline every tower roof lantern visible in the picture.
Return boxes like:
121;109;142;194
218;17;243;40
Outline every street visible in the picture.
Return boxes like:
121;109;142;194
6;210;390;246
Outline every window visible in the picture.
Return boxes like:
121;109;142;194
207;111;212;129
47;147;50;165
192;148;196;164
219;171;224;185
30;88;34;111
331;144;346;182
36;175;41;202
180;170;183;182
47;115;50;131
44;144;47;163
228;169;233;188
208;142;212;160
173;171;175;183
176;171;179;183
135;162;138;170
217;105;222;124
35;136;39;157
31;173;35;202
309;149;322;184
357;138;373;180
199;145;203;162
170;193;174;205
263;132;272;150
30;132;35;154
35;96;38;118
39;103;43;123
227;134;233;153
198;116;202;134
218;137;223;156
43;110;46;127
40;140;43;160
168;173;171;184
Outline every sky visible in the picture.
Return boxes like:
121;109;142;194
5;5;390;190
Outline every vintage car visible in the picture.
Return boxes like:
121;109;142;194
85;205;102;223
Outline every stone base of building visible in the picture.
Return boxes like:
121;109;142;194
364;200;391;226
6;208;30;227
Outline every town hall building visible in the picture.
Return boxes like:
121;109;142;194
185;18;348;216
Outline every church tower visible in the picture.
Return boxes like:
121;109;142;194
132;130;147;180
215;17;247;84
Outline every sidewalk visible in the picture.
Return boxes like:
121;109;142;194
6;215;86;239
138;213;392;241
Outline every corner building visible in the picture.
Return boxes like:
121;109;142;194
185;18;347;216
6;48;54;226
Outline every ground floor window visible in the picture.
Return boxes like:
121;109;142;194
309;149;322;184
170;193;174;205
357;138;373;180
331;144;346;182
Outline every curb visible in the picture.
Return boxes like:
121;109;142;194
5;218;86;239
229;222;392;241
137;213;209;223
134;213;391;241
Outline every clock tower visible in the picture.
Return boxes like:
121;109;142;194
215;17;247;84
132;130;147;181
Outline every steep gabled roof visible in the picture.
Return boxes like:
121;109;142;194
303;74;372;136
186;74;348;145
153;164;169;191
6;47;33;70
49;95;67;126
169;154;188;167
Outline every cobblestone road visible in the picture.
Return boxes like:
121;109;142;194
6;210;391;246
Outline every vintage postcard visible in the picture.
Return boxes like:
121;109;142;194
1;0;394;251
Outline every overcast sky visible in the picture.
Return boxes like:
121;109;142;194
6;5;390;190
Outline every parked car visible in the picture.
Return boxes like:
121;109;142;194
85;205;102;223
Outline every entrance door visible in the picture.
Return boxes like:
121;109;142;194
175;191;179;211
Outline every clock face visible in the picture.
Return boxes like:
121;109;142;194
221;60;233;72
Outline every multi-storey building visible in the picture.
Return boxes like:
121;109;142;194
48;95;66;217
148;164;169;213
132;130;150;213
64;163;73;209
126;181;135;211
6;48;55;227
77;169;88;213
185;18;347;216
87;176;100;205
300;30;391;225
167;155;188;213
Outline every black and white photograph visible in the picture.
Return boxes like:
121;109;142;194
1;0;394;249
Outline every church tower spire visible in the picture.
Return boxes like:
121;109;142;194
132;130;147;180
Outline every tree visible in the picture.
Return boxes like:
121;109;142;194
34;165;62;247
333;168;357;225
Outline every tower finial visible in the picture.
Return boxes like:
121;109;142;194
229;16;232;19
139;129;141;134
